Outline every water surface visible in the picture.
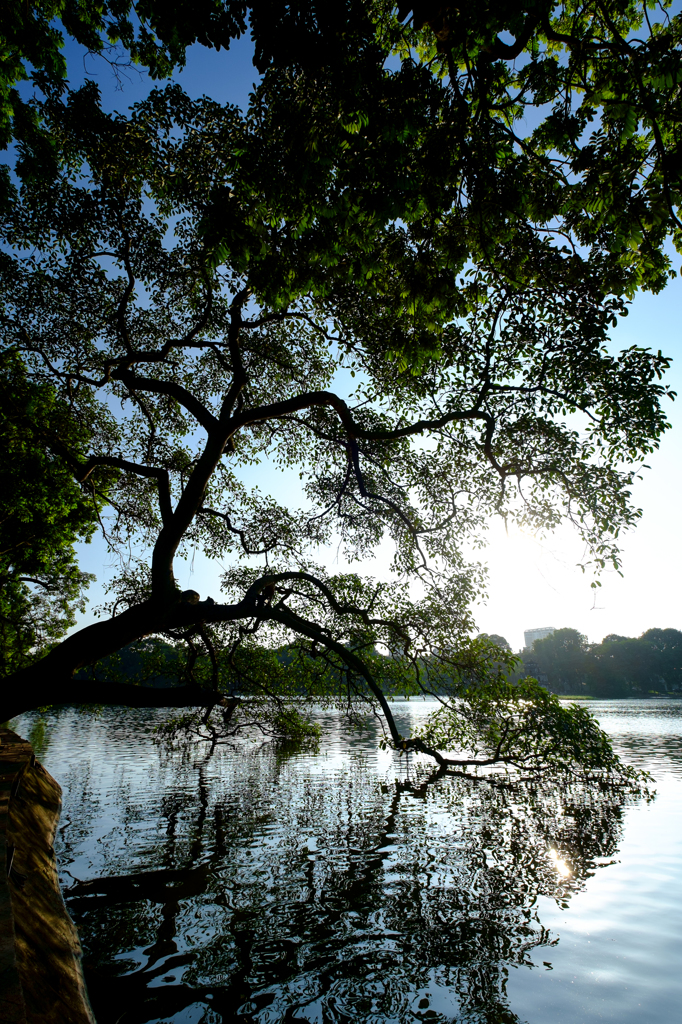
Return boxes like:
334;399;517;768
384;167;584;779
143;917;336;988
14;699;682;1024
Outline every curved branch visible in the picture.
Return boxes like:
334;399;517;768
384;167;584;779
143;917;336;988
346;439;428;559
233;388;493;442
238;571;403;640
78;455;173;525
112;369;219;433
197;506;278;556
264;599;404;746
483;16;540;59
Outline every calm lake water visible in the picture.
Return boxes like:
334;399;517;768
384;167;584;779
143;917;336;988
11;699;682;1024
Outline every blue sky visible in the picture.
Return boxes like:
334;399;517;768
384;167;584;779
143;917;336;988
51;33;682;651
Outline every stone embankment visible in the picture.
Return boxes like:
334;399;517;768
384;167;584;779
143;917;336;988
0;728;94;1024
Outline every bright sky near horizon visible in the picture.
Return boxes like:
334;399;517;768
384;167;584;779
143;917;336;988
53;32;682;653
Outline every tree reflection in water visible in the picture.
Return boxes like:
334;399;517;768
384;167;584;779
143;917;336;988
48;710;645;1024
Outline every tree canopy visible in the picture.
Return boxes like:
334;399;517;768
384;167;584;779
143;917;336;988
1;0;679;780
5;1;682;296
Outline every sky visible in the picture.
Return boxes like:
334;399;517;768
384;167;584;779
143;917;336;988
49;30;682;653
475;281;682;650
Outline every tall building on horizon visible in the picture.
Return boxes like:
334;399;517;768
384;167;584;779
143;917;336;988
524;626;556;651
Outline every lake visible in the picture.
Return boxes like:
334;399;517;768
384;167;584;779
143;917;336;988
11;699;682;1024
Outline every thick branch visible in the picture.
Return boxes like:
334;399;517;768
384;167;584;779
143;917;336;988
261;600;404;746
483;17;540;59
112;369;219;434
0;595;252;719
219;288;250;423
151;434;229;597
233;389;491;441
148;293;252;596
78;455;173;525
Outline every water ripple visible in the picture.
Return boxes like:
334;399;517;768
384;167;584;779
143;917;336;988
11;699;682;1024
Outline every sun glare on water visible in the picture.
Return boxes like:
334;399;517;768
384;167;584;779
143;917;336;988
548;848;572;878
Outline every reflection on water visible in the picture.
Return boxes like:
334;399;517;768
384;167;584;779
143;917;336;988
581;699;682;778
12;700;682;1024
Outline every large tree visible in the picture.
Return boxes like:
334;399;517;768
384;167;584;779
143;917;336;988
0;1;679;777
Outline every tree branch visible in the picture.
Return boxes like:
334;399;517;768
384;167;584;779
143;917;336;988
112;369;219;434
233;388;493;442
77;455;173;526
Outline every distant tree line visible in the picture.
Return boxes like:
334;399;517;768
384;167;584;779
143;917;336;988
509;628;682;697
85;628;682;702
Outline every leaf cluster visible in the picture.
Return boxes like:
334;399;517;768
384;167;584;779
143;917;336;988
0;351;113;671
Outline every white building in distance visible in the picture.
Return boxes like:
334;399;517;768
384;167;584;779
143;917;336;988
524;626;556;651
